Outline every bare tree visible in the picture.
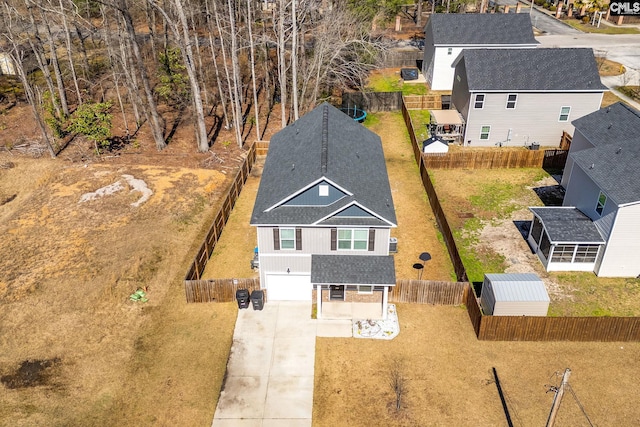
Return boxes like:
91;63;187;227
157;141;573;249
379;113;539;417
246;0;260;139
388;357;408;412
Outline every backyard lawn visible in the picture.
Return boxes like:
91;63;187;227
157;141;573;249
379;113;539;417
202;111;455;282
429;168;640;317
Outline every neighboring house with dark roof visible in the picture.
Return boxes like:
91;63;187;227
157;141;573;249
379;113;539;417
451;48;607;147
422;13;538;91
250;103;397;319
527;102;640;277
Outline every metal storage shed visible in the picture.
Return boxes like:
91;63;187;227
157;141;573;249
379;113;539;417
480;273;549;316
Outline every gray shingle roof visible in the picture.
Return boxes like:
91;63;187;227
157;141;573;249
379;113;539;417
251;103;397;226
459;48;607;92
571;102;640;147
311;255;396;285
571;138;640;205
529;207;605;243
426;13;538;46
569;103;640;205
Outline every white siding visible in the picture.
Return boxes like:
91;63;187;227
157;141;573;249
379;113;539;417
493;301;549;316
431;47;464;90
463;92;603;147
597;203;640;277
256;226;392;283
563;166;617;240
560;128;595;188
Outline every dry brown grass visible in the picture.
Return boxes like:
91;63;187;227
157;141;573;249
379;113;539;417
313;304;640;427
0;154;237;426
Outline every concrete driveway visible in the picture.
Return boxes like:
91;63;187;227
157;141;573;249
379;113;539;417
212;302;318;427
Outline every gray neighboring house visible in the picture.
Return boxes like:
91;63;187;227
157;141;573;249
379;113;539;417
528;102;640;277
451;48;606;147
250;103;397;319
422;13;538;91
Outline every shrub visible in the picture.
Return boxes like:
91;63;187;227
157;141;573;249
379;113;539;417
550;5;557;11
582;15;590;23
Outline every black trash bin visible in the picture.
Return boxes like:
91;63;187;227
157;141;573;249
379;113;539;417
250;290;264;311
236;289;250;309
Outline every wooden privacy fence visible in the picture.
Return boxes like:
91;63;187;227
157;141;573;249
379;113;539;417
185;278;262;303
342;91;403;112
401;100;468;282
422;148;568;170
382;48;424;68
184;142;257;284
390;280;467;305
403;95;441;110
256;140;269;155
559;131;572;150
464;285;640;341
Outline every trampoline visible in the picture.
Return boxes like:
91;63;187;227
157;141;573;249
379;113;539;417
340;105;367;123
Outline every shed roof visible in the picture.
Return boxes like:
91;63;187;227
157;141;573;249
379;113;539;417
484;273;550;302
458;48;607;92
529;207;605;244
311;255;396;285
425;13;538;46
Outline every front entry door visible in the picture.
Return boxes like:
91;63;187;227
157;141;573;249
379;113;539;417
329;285;345;301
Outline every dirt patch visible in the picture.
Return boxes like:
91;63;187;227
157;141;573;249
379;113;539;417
1;358;61;390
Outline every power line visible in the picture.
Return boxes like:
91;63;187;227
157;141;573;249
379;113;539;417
567;384;595;427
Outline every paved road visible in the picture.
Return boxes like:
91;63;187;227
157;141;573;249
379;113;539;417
495;0;581;34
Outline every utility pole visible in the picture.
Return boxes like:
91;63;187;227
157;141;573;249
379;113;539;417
546;368;571;427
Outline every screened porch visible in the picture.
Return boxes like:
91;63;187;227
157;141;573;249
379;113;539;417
527;207;605;273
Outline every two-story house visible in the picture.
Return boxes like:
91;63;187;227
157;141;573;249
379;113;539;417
422;13;538;91
250;103;397;319
527;102;640;277
451;48;606;147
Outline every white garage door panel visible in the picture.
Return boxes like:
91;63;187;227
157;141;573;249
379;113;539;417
266;274;311;301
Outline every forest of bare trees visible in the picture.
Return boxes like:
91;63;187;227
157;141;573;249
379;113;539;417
0;0;401;156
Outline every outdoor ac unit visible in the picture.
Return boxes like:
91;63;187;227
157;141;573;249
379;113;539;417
389;237;398;254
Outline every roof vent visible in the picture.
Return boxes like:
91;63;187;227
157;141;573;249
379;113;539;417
616;147;622;154
607;123;613;129
589;163;595;169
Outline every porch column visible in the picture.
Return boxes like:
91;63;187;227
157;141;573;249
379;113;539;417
316;284;322;319
382;286;389;320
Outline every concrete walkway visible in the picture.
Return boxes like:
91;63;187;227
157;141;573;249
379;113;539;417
212;302;351;427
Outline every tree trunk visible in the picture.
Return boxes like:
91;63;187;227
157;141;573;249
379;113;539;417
247;0;260;140
277;0;287;128
227;0;243;146
171;0;210;152
291;0;299;120
59;0;83;105
40;7;70;116
116;0;166;150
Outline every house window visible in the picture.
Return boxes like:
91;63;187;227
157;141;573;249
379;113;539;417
506;94;517;109
574;245;599;263
595;191;606;215
279;228;295;249
338;229;369;250
447;47;453;55
319;184;329;197
480;125;491;140
551;245;576;263
474;94;485;109
358;285;373;294
559;106;571;122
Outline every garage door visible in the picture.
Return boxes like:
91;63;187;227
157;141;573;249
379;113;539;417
266;274;312;301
